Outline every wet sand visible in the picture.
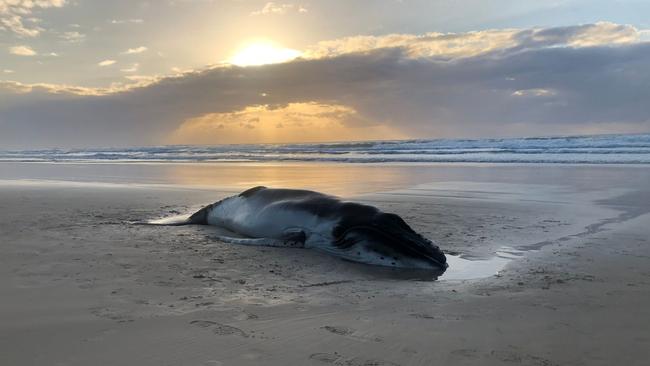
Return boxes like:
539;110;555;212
1;163;649;365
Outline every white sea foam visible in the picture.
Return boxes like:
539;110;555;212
2;133;650;164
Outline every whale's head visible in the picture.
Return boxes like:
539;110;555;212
331;211;447;270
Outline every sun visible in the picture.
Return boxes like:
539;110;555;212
229;42;302;66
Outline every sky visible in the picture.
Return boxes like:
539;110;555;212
1;0;650;148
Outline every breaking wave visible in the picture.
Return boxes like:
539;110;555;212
2;134;650;164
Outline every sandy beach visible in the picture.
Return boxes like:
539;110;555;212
4;1;650;364
1;163;649;366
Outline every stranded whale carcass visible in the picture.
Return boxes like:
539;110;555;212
158;186;447;270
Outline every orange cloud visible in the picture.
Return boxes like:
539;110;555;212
167;102;404;144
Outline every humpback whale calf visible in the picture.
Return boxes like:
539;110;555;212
154;186;447;270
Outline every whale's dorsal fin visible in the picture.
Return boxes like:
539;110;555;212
239;186;267;198
187;203;213;225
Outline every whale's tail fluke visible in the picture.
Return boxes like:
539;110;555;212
133;204;212;226
131;216;191;226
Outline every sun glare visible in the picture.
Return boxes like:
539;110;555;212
229;42;302;66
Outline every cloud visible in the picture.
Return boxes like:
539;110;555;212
109;18;144;24
120;63;139;73
251;2;307;16
0;80;129;96
7;45;58;57
303;30;516;59
1;22;650;148
303;22;640;60
123;46;147;54
512;89;556;97
641;30;650;41
1;14;41;36
0;0;66;37
167;102;391;144
60;31;85;42
97;59;116;67
9;45;36;56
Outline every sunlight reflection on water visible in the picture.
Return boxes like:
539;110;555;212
343;247;529;282
165;163;418;196
441;247;528;280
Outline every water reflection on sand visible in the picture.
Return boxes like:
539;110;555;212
334;246;527;282
165;162;420;196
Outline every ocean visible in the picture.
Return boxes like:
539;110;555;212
2;133;650;164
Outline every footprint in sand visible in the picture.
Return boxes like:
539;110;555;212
190;320;217;328
212;323;248;337
190;320;248;337
233;311;259;321
320;326;383;343
203;361;223;366
409;313;468;321
309;353;400;366
309;353;341;364
450;348;558;366
450;349;480;358
89;307;134;323
343;358;401;366
321;326;354;336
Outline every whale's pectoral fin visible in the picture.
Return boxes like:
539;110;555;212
271;229;306;248
212;232;306;248
281;228;307;245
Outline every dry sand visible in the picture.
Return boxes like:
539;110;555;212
1;164;649;365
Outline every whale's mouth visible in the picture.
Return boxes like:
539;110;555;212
334;225;447;269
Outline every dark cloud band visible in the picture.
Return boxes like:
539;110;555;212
1;23;649;148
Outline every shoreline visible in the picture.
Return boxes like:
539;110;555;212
3;161;650;196
3;160;650;167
